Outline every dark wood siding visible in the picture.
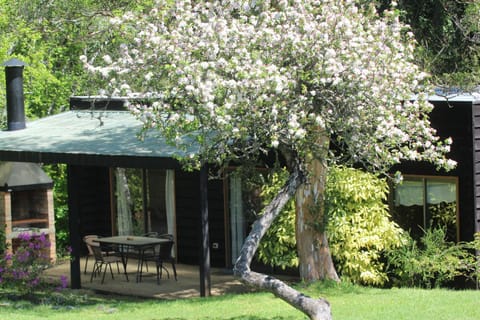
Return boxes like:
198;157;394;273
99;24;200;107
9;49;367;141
69;165;112;254
432;101;474;241
472;103;480;236
175;170;226;267
393;101;475;241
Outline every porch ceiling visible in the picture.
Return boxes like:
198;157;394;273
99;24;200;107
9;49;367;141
0;110;197;168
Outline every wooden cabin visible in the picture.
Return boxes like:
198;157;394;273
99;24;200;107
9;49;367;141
0;95;252;293
390;94;480;243
1;68;478;290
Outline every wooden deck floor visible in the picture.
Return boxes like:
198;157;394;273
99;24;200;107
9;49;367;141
43;257;251;299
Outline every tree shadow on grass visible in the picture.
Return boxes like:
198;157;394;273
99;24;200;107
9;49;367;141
0;288;105;309
160;317;301;320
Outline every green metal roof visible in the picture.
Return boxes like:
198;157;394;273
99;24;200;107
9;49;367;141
0;110;195;168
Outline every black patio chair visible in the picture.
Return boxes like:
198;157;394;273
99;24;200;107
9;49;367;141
83;235;116;274
140;237;177;284
136;232;160;272
86;238;123;284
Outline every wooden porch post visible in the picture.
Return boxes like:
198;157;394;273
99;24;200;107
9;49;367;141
142;168;149;232
199;163;211;297
67;165;82;289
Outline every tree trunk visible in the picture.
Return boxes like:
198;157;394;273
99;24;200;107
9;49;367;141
234;163;332;320
296;156;339;282
116;168;133;236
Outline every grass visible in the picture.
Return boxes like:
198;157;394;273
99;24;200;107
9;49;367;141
0;282;479;319
304;282;480;320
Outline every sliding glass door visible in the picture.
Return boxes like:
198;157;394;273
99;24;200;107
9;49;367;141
113;168;176;242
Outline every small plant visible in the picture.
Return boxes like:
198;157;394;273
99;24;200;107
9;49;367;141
464;232;480;286
0;228;6;255
0;232;67;297
385;227;474;288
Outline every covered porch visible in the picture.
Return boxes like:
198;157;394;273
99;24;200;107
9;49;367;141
43;258;251;299
0;95;220;296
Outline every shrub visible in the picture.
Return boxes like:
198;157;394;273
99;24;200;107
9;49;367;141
471;233;480;281
325;166;404;286
0;228;6;255
256;165;404;285
385;227;474;288
251;166;479;289
0;232;67;296
257;169;298;269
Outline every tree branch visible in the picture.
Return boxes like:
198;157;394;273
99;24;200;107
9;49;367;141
233;161;332;320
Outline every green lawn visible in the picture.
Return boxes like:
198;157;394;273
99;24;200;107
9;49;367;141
0;283;479;319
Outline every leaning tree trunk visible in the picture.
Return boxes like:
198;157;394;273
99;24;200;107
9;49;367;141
234;162;332;320
295;157;339;282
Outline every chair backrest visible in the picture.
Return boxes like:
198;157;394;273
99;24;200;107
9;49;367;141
83;235;100;255
158;240;174;260
90;244;105;261
143;232;159;238
158;234;174;241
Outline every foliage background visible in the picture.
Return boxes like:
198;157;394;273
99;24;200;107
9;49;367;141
257;166;404;286
0;0;142;253
325;166;404;285
0;0;479;270
377;0;480;88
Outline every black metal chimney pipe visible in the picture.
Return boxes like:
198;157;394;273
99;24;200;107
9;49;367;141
2;58;26;131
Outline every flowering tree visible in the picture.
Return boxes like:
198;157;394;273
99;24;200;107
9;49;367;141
82;1;455;318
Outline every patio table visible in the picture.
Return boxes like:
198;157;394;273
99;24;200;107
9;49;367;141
94;235;169;282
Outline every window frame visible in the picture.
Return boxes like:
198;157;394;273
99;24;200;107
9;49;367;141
390;174;459;242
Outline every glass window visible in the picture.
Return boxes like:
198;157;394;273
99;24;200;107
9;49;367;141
113;168;176;237
391;176;458;241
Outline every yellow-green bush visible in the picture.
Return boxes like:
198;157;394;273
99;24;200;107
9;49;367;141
325;166;404;285
257;166;404;286
257;169;298;269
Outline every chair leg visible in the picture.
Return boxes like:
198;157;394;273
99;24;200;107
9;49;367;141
101;264;108;284
171;262;177;281
143;258;149;272
108;263;114;279
164;264;170;279
139;260;144;282
84;256;89;274
158;262;170;279
159;262;165;279
90;262;99;282
93;263;99;278
90;265;94;282
139;259;147;282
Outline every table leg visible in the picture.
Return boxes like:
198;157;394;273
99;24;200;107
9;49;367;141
137;246;154;282
136;247;145;283
119;244;129;282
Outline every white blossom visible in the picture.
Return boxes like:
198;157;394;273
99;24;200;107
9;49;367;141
82;0;454;172
103;55;112;64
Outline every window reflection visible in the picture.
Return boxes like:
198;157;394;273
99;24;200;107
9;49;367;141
391;176;458;241
113;168;175;237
